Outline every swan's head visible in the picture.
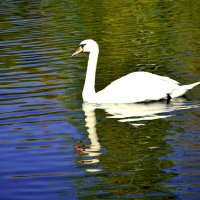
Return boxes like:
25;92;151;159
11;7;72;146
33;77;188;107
72;39;99;57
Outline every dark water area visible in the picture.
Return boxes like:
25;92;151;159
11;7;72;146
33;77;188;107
0;0;200;199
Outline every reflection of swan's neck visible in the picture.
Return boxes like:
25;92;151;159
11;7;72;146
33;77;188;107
82;103;101;154
82;49;99;101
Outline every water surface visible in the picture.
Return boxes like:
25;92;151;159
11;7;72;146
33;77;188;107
1;0;200;199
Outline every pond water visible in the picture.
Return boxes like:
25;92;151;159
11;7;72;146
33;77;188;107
1;0;200;199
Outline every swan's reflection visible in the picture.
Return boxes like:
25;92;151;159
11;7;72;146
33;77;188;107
81;103;101;172
84;98;199;126
81;99;199;172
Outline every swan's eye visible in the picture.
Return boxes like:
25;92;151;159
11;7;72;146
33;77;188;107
80;44;86;49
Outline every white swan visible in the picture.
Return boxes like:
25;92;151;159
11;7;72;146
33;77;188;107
72;39;200;103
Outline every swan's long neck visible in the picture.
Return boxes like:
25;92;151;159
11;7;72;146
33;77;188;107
82;48;99;101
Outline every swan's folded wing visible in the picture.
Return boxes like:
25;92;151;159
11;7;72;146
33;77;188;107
160;76;180;85
95;72;180;103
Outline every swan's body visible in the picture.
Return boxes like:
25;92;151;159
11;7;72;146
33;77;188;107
72;39;200;103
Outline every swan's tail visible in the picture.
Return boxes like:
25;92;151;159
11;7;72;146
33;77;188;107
171;81;200;98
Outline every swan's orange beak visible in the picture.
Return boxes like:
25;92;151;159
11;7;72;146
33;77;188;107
71;46;84;57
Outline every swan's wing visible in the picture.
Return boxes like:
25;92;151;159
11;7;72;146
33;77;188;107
159;75;180;85
106;72;179;87
96;72;179;103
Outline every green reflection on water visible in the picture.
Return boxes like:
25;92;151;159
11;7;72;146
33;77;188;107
96;114;175;196
41;0;200;91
